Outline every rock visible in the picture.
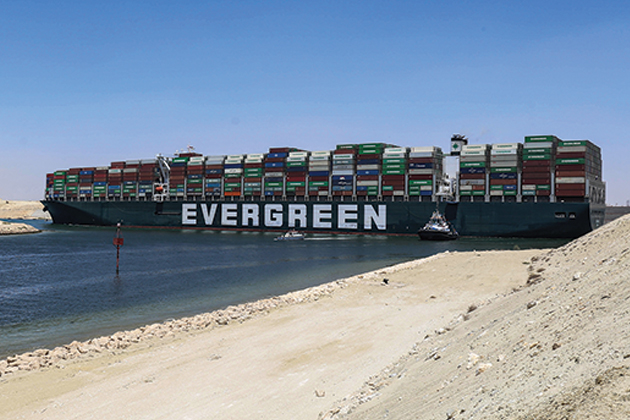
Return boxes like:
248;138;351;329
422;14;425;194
476;363;492;375
467;353;481;369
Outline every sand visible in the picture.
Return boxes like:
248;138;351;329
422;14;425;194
0;199;48;235
1;214;629;419
0;199;49;221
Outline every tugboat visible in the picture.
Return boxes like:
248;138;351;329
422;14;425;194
274;229;305;241
418;210;459;241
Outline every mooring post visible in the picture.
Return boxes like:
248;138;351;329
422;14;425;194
113;222;124;275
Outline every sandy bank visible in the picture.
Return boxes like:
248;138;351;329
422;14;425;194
0;248;540;419
333;214;630;420
0;199;50;221
0;220;40;235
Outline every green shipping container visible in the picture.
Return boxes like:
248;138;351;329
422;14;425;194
264;182;283;187
409;180;432;186
556;158;586;165
287;181;305;187
382;158;406;164
382;169;405;175
525;135;558;143
523;154;552;161
460;161;486;168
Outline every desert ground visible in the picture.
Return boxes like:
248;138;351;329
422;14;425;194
1;212;629;419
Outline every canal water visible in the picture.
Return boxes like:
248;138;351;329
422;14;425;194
0;220;568;358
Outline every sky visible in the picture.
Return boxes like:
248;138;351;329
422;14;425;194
1;0;629;204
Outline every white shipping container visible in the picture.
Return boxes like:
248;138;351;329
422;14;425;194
227;154;244;160
331;170;354;176
491;149;520;155
459;179;485;186
408;152;436;158
408;169;434;175
224;168;243;174
492;143;521;149
524;142;553;149
420;185;433;191
522;184;537;190
382;152;407;158
357;164;380;171
459;185;473;190
557;146;587;153
247;153;265;159
556;177;586;184
286;156;306;162
333;165;354;171
333;154;355;160
357;180;378;186
409;146;437;153
310;156;330;161
288;151;308;158
205;155;226;161
490;190;504;196
264;171;283;177
311;150;331;156
461;150;487;156
462;144;488;151
383;147;407;154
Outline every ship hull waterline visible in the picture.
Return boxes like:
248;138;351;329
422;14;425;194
42;199;604;239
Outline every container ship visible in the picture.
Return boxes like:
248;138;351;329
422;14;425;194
42;135;606;238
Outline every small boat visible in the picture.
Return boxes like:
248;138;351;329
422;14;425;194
274;230;305;241
418;210;459;241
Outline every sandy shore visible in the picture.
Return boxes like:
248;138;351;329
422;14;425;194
0;248;539;419
0;220;40;235
0;199;50;221
1;214;629;419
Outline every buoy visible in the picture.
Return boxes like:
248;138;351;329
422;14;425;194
113;222;124;275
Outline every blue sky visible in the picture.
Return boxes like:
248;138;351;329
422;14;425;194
1;1;629;204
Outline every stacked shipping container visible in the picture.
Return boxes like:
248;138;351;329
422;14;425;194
522;135;559;202
408;146;442;199
459;144;489;201
44;135;602;205
489;143;521;201
555;140;603;201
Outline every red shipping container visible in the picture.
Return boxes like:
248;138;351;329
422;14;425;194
408;174;433;180
556;171;586;178
245;163;263;168
556;164;585;172
460;173;485;179
408;157;434;164
523;161;552;168
333;149;356;155
356;175;379;181
357;153;380;160
556;152;586;159
490;179;517;185
309;176;329;182
382;175;405;181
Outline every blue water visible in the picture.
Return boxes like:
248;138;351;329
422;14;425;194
0;220;568;358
